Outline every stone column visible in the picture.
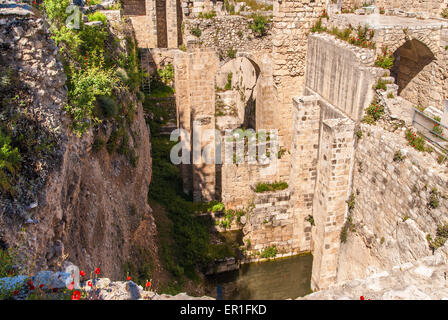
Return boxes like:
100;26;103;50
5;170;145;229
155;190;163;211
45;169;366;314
289;95;321;252
174;51;192;194
311;117;355;291
166;0;179;48
272;0;326;151
145;0;158;48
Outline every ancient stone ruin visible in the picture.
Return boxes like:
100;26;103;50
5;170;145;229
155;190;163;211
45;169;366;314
125;0;448;292
2;0;448;301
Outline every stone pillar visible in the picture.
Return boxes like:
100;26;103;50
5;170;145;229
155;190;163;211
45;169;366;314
173;48;218;200
311;117;355;291
166;0;179;48
145;0;158;48
174;51;192;194
272;0;325;151
289;95;321;252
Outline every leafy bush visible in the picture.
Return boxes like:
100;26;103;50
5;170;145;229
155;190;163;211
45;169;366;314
190;27;201;37
43;0;72;25
248;14;269;37
92;136;106;152
311;18;326;33
116;67;130;84
158;63;174;85
374;78;389;91
375;48;395;69
96;95;119;118
227;48;236;59
405;129;426;152
260;245;278;259
255;181;288;193
65;64;118;136
365;101;385;121
0;130;21;194
87;12;108;25
428;188;440;209
428;224;448;250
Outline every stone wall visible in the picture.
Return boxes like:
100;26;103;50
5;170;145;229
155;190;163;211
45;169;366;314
305;33;378;121
311;115;355;291
337;123;448;283
375;0;447;17
184;16;273;57
244;190;297;254
328;13;448;110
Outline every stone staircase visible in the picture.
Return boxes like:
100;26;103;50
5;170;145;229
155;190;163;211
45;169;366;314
139;48;152;94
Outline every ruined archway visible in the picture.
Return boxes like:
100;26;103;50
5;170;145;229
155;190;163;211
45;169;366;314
214;57;260;131
390;39;436;106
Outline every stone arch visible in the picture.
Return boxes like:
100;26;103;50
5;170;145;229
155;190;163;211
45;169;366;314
390;38;436;102
215;57;260;130
388;33;440;58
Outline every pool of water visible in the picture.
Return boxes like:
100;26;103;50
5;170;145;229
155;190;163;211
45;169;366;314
205;254;313;300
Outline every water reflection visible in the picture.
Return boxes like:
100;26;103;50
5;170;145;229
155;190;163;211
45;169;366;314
205;254;313;300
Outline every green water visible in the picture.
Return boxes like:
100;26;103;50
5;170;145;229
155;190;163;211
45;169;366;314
205;254;313;300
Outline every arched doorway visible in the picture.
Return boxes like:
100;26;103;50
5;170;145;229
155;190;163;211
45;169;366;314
391;39;435;106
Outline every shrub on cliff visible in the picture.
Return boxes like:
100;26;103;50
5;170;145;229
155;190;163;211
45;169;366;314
65;64;119;136
248;14;269;37
87;12;107;25
0;130;21;195
375;48;395;70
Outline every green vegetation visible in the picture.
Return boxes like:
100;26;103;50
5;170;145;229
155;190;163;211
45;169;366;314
428;187;440;209
311;18;326;33
427;224;448;250
255;181;288;193
393;150;405;162
248;14;269;37
43;0;144;137
356;130;363;139
158;63;175;85
374;78;390;91
148;137;236;285
362;99;384;124
198;11;217;19
224;0;235;15
260;245;278;259
224;72;233;90
306;215;315;226
227;47;237;59
375;48;395;70
0;130;21;194
190;27;202;38
405;129;427;152
341;194;356;243
87;12;107;25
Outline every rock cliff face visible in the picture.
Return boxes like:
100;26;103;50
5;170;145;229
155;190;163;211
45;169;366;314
0;8;156;280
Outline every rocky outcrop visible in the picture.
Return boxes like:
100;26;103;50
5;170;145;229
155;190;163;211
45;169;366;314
300;245;448;300
0;5;155;280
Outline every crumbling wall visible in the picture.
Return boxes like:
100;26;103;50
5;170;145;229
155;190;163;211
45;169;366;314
337;124;448;283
